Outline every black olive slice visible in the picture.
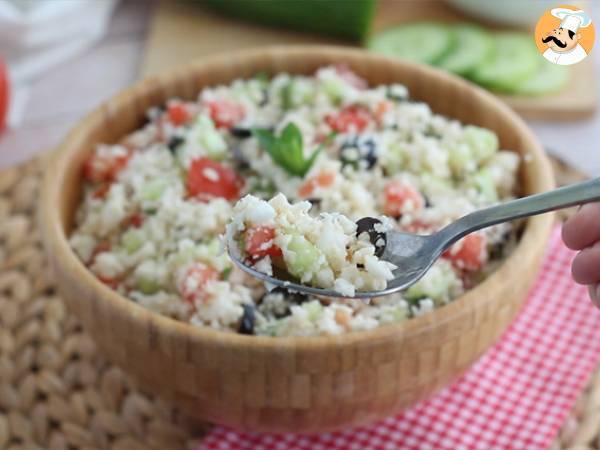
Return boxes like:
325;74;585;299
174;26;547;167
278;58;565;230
355;217;387;258
238;304;256;335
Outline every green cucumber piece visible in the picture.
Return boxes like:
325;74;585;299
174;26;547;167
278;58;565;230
368;23;453;64
448;143;476;175
139;178;169;201
511;61;569;96
304;300;324;322
285;235;322;278
202;0;376;41
438;24;493;75
471;33;539;92
194;115;227;161
136;277;161;295
121;229;144;254
473;168;498;203
463;125;498;163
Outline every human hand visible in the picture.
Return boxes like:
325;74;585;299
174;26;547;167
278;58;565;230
562;203;600;307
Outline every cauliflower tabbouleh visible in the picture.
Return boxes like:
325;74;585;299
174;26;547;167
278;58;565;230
69;65;520;337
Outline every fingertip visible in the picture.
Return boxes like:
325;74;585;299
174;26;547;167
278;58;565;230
561;203;600;250
572;243;600;285
562;218;578;250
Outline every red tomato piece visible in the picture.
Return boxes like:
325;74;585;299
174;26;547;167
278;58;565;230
298;171;336;198
443;233;487;271
325;105;371;133
383;180;425;217
179;262;220;304
204;99;245;129
98;276;120;290
245;227;282;261
167;103;190;126
0;57;9;133
374;100;392;123
92;183;111;199
129;213;143;228
123;212;144;229
82;149;131;183
187;157;244;202
333;64;368;90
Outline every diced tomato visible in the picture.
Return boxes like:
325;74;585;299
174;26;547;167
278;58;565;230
382;180;425;217
333;64;367;90
325;105;371;133
92;183;111;199
187;157;244;202
98;276;120;290
0;57;9;133
245;227;282;261
167;103;190;126
204;99;245;129
374;100;392;123
179;262;220;304
123;212;143;229
334;308;351;330
443;233;487;271
298;171;336;198
82;148;131;183
130;213;143;228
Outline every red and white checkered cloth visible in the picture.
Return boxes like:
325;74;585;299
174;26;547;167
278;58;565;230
199;227;600;450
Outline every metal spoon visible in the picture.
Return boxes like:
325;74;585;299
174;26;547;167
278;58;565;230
229;178;600;299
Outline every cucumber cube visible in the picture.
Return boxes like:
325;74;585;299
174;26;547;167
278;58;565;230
464;126;498;163
285;235;322;278
139;178;168;201
473;168;498;203
121;229;144;254
448;143;476;175
136;277;160;295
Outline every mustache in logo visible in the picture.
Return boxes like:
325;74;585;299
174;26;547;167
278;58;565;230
542;35;567;48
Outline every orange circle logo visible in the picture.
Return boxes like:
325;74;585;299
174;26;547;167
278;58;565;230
534;5;595;65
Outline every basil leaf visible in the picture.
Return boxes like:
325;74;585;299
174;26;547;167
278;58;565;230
303;146;322;175
251;122;320;178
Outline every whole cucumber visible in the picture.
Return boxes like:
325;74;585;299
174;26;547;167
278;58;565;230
201;0;377;41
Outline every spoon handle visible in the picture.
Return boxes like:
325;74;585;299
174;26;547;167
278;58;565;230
437;177;600;248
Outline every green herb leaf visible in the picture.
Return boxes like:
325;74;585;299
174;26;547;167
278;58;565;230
251;123;321;177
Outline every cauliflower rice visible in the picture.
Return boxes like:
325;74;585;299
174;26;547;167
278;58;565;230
69;65;521;337
226;193;397;297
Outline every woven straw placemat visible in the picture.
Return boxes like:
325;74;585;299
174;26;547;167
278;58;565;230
0;153;594;450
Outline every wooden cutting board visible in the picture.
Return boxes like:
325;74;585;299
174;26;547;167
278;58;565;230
141;0;597;120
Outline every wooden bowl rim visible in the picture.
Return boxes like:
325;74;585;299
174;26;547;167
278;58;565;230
41;45;555;350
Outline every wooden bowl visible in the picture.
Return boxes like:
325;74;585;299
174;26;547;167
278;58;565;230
40;46;555;433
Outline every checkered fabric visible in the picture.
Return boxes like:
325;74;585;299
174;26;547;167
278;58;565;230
199;227;600;450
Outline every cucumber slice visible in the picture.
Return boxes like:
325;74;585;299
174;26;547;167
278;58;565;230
471;33;539;92
368;23;453;64
511;61;569;96
437;25;493;76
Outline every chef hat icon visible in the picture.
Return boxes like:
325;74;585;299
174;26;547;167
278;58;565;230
551;8;592;33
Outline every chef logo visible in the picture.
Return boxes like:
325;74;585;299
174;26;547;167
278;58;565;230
535;6;595;65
